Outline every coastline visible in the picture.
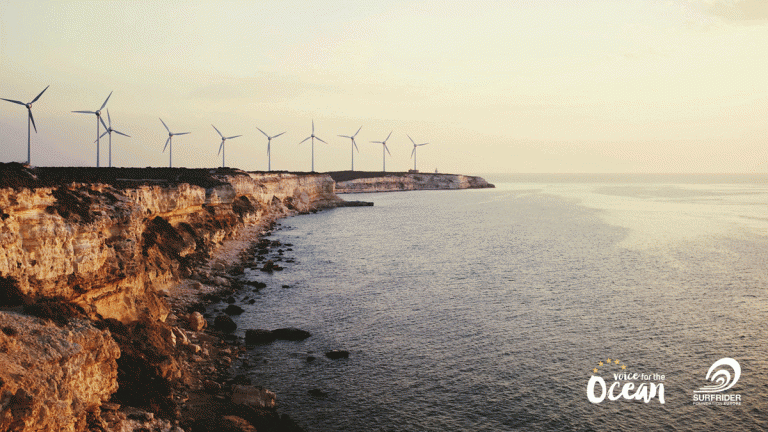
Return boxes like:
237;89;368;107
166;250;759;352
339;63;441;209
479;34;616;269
0;163;495;431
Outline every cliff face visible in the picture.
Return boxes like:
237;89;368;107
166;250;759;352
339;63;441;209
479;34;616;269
0;171;343;324
334;173;494;193
0;167;350;431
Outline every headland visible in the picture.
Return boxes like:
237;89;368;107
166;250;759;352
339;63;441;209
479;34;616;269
0;162;491;431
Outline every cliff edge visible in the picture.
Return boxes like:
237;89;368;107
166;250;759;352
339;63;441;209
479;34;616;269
327;171;494;193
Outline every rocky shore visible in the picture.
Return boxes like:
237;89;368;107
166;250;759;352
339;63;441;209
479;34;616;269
327;171;495;193
0;163;367;432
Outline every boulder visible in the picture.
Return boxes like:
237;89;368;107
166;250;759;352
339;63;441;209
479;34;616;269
214;315;237;333
187;311;207;331
224;305;245;316
271;327;311;341
231;385;276;409
245;329;276;345
325;350;350;360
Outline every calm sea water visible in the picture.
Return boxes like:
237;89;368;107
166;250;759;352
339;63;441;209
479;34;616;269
229;174;767;431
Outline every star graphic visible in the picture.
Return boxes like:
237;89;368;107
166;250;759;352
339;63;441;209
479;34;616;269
607;358;611;363
593;368;598;373
615;359;620;364
598;361;603;366
621;365;626;370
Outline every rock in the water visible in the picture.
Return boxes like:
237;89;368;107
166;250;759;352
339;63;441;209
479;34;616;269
214;314;237;333
308;388;328;398
231;385;277;409
272;327;311;341
261;260;277;272
224;304;245;315
325;349;350;359
245;329;276;345
188;311;207;331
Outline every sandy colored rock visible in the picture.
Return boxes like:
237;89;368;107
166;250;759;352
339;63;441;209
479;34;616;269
0;311;120;432
230;385;276;409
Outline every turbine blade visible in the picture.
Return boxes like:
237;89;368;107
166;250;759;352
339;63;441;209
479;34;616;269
160;118;170;132
353;125;362;137
30;85;49;103
339;135;351;138
385;131;392;141
299;136;311;144
100;91;113;111
420;142;429;146
227;135;242;140
411;147;416;158
311;119;314;134
256;126;269;138
0;98;25;106
107;109;112;127
163;137;170;152
114;130;130;138
218;142;224;155
353;140;359;152
273;131;286;138
316;136;327;144
72;110;96;114
408;134;416;145
176;132;190;136
95;130;109;142
100;116;109;132
212;124;223;138
385;144;391;156
267;143;271;155
371;141;382;144
28;110;37;133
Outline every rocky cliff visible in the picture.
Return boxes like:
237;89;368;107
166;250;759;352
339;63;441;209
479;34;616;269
330;172;494;193
0;164;353;431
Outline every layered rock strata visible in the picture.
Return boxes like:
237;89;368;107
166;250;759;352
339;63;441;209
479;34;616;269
332;172;494;193
0;165;355;431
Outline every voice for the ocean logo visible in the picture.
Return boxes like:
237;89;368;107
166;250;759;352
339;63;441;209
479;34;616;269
692;357;742;406
586;358;665;404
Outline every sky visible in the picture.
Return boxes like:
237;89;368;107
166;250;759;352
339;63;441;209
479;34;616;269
0;0;766;174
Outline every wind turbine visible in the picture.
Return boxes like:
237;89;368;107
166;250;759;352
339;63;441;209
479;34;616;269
298;120;327;172
408;134;429;172
160;118;190;168
371;131;393;172
256;126;285;172
338;126;362;171
212;125;242;168
1;85;49;165
96;109;130;168
72;91;112;167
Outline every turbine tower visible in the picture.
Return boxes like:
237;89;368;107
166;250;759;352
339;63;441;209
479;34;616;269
256;126;285;172
96;109;130;168
339;126;362;171
160;118;190;168
72;91;112;167
408;134;429;172
299;120;327;172
371;131;393;172
212;125;242;168
1;85;49;165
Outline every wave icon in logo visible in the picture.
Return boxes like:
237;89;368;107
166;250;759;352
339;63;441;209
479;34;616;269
693;358;741;393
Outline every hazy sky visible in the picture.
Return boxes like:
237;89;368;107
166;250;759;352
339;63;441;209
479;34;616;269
0;0;766;173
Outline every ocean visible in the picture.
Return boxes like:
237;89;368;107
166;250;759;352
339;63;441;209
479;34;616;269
228;174;767;431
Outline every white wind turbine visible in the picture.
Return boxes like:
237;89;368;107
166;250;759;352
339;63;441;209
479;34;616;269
299;120;327;172
338;126;362;171
212;125;242;168
96;109;130;168
371;131;393;172
72;91;112;167
408;134;429;172
1;85;49;165
159;118;190;168
256;126;286;172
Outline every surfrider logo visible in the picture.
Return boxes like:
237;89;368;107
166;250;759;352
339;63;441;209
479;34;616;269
586;358;666;404
692;357;742;406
